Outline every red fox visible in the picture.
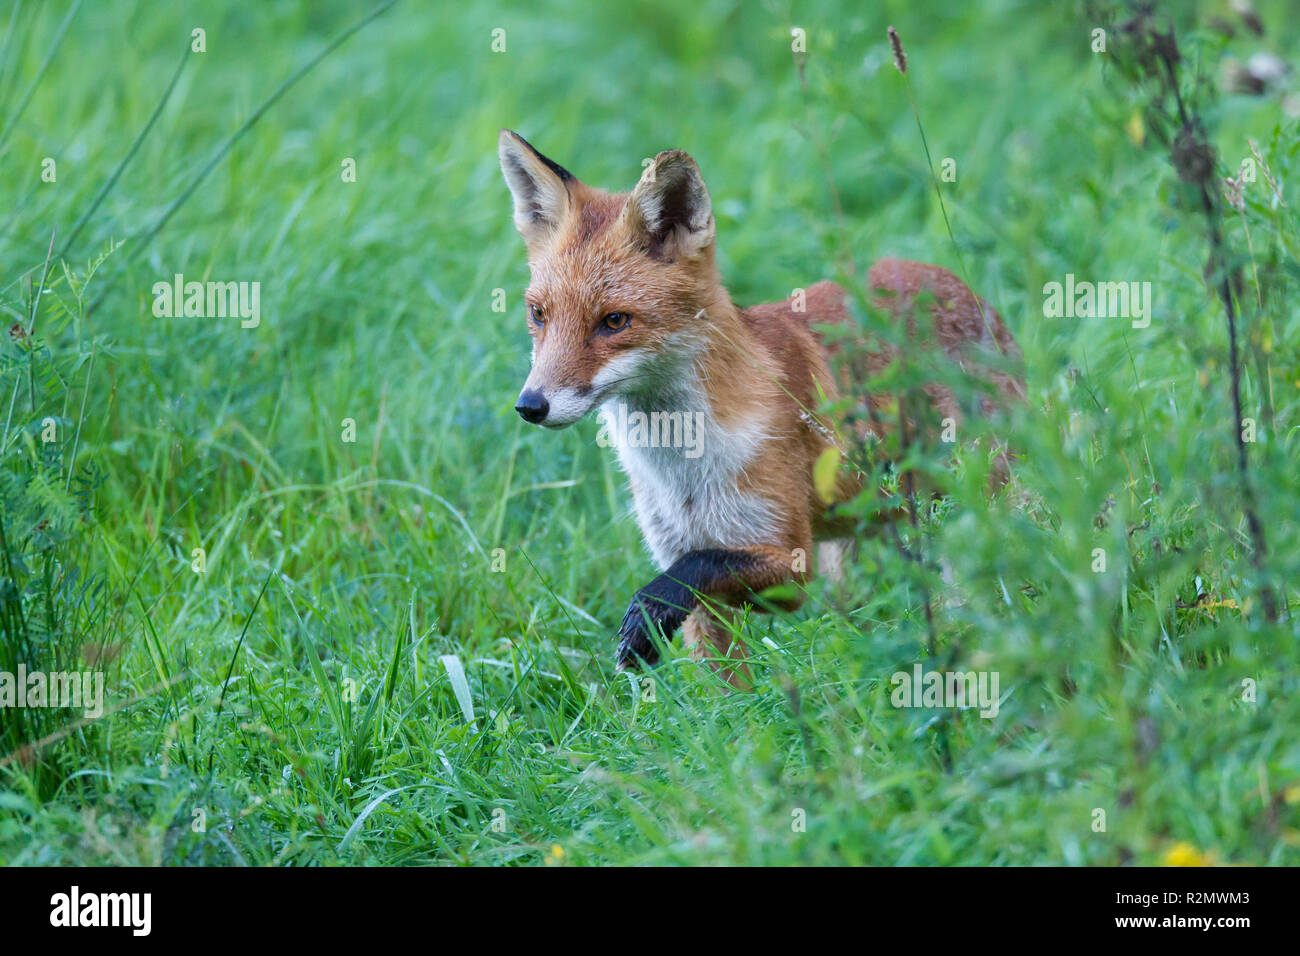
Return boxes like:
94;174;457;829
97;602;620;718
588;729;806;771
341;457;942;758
498;130;1023;678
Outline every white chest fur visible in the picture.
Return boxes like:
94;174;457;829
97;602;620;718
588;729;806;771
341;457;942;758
598;389;779;570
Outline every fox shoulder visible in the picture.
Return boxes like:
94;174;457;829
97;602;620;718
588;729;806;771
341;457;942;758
743;281;847;326
736;283;846;417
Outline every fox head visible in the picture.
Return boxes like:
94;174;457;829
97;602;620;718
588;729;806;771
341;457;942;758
498;130;722;428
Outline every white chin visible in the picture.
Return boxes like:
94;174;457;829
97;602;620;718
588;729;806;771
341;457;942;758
539;387;594;428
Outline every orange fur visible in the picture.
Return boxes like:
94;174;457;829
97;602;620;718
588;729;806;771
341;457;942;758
498;130;1024;675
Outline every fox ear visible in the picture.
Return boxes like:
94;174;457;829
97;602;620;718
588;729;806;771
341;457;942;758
499;130;573;245
625;150;714;259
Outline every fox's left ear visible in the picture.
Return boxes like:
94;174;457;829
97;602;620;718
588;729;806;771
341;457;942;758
624;150;715;259
499;129;574;246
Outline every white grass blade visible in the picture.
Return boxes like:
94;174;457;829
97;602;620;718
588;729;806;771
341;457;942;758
338;786;409;852
439;654;476;726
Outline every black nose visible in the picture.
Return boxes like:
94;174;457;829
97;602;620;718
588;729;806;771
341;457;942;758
515;389;549;424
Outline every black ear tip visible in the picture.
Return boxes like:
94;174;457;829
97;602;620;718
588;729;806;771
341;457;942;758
502;131;574;183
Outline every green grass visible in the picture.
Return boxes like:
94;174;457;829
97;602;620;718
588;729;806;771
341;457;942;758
0;0;1298;865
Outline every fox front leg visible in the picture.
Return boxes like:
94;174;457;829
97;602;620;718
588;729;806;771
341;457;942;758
615;546;805;669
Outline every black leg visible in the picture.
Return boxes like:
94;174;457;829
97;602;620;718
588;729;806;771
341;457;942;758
615;548;768;669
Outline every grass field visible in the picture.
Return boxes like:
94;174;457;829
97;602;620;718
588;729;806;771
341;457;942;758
1;0;1298;866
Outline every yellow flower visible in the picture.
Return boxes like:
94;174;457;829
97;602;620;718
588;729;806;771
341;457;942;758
1200;598;1238;610
1164;841;1214;867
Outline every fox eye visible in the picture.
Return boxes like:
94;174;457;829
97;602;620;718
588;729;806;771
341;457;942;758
528;304;544;326
601;312;631;332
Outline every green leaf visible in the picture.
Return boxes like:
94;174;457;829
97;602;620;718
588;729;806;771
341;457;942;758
813;446;841;504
